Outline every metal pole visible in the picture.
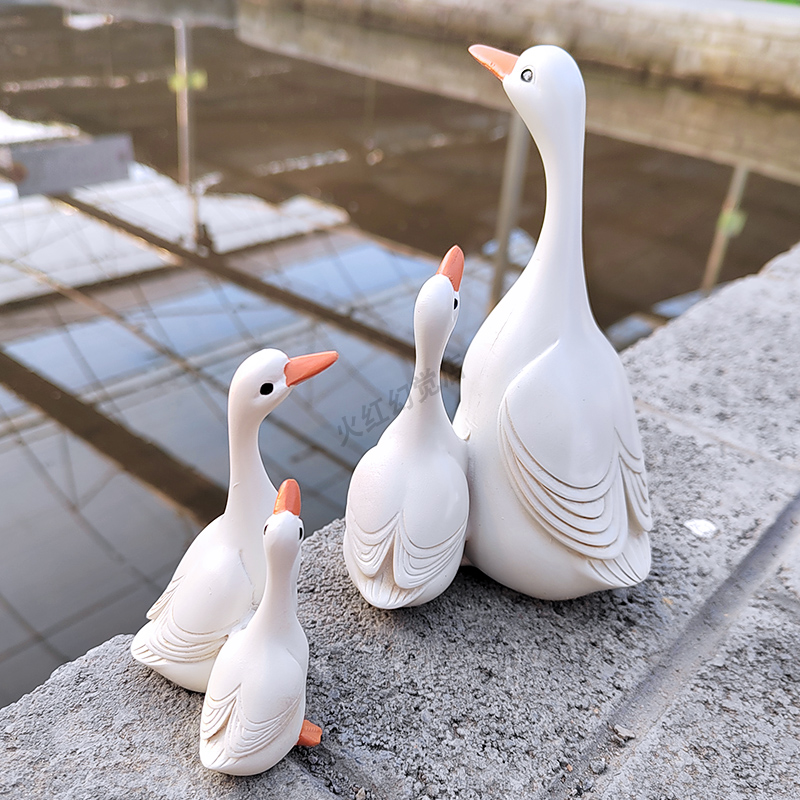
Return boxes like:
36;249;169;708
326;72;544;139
363;76;377;150
173;19;200;248
488;111;529;312
700;163;749;294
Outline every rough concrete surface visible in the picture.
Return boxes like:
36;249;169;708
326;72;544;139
2;243;800;798
0;635;339;800
624;252;800;469
598;568;800;800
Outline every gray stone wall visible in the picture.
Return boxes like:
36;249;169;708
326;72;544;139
257;0;800;100
239;0;800;184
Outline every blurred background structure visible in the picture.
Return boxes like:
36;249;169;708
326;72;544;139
0;0;799;704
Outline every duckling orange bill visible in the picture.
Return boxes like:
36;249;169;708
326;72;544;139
436;244;464;291
274;477;301;516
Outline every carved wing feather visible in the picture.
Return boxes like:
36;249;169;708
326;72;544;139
490;333;652;587
133;530;262;668
145;572;182;620
201;684;300;769
393;510;468;590
132;584;230;664
500;398;628;557
345;512;396;579
131;574;231;665
500;420;619;537
618;427;653;532
347;509;467;591
588;525;651;587
497;333;654;564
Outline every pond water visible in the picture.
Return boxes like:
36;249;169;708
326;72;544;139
0;2;799;704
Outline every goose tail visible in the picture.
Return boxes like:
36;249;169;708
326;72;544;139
588;530;651;588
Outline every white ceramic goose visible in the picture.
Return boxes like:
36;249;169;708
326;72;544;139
131;348;338;692
452;44;652;600
199;479;321;775
343;246;469;608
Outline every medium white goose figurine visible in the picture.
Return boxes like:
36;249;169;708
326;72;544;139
200;479;321;775
343;246;469;608
131;348;338;692
453;44;652;600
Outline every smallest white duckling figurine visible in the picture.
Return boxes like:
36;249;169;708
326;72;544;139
343;245;469;609
199;479;321;776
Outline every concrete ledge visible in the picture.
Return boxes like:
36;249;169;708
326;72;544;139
2;243;800;798
256;0;800;101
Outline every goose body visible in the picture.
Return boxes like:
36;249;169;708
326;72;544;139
344;246;469;608
131;348;337;692
453;45;652;600
200;479;321;775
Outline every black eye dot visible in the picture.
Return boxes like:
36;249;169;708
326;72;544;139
453;298;459;309
298;526;304;540
521;68;533;83
260;382;274;396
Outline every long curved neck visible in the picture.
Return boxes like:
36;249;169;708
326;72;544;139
518;122;594;336
401;326;452;441
225;409;275;530
249;551;306;662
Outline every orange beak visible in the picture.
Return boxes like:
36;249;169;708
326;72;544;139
284;350;338;386
274;478;301;516
436;245;464;292
468;44;519;80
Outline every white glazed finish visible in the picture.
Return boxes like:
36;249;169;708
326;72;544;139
199;480;313;776
131;348;337;692
344;247;469;609
453;45;652;600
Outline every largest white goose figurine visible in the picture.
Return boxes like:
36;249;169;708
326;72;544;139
453;44;652;600
131;347;338;692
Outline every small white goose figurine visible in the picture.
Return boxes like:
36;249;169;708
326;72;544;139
344;246;469;608
131;348;338;692
453;44;652;600
200;479;321;775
